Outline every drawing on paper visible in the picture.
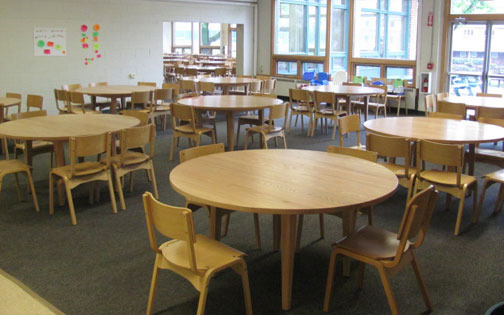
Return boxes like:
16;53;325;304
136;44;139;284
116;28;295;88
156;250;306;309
34;28;66;56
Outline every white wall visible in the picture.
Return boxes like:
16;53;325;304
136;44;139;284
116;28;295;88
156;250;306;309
0;0;255;114
257;0;272;75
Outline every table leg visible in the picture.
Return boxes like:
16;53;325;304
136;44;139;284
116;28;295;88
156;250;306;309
468;144;475;176
222;86;230;95
342;208;358;276
53;140;66;206
272;214;280;250
226;111;235;151
91;96;97;111
208;206;221;241
280;214;297;311
24;140;33;168
121;97;126;110
110;97;118;114
364;96;369;121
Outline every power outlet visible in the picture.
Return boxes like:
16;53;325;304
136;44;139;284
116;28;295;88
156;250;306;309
129;73;136;79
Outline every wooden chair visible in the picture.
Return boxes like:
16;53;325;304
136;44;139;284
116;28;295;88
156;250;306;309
181;79;197;94
249;80;263;95
338;114;364;149
149;89;172;130
366;84;388;119
54;89;70;114
11;110;54;168
473;107;504;166
436;92;448;102
476;92;502;98
436;100;466;118
478;169;504;214
142;192;252;315
323;186;438;315
169;103;216;161
262;79;277;94
120;110;150;126
179;143;262;248
3;93;21;118
198;81;216;95
49;133;117;225
311;91;347;139
0;136;40;212
427;111;463;120
235;93;277;147
214;67;227;77
162;83;180;99
26;94;43;111
129;90;153;111
138;82;156;87
88;82;111;111
327;145;378;162
244;102;288;150
184;68;198;76
424;94;435;116
67;92;100;114
175;67;185;79
367;133;415;202
288;89;313;134
414;140;479;236
62;83;82;92
110;124;158;210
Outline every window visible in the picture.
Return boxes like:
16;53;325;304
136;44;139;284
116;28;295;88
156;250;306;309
355;65;380;79
200;23;221;54
386;66;413;82
277;61;298;75
173;22;192;53
303;62;324;73
451;0;504;15
330;1;349;74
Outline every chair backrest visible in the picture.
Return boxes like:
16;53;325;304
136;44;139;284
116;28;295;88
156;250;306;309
0;104;4;124
263;79;277;94
289;88;311;104
368;77;387;86
436;100;466;117
120;110;150;126
68;91;87;113
424;94;435;116
171;103;196;131
477;106;504;120
436;92;448;101
179;143;225;163
416;140;465;187
89;82;108;87
253;93;278;99
6;92;21;100
390;186;438;266
11;109;47;120
130;90;154;111
338;114;361;147
313;91;336;112
392;78;405;88
119;124;155;162
427;111;463;120
302;71;315;81
26;94;43;111
476;92;502;98
54;89;69;112
267;103;288;129
198;81;215;95
175;67;185;76
154;88;173;104
333;71;347;85
68;133;110;179
249;80;263;94
366;133;412;176
327;145;377;162
142;192;198;272
214;67;227;77
62;84;82;92
138;82;156;87
181;80;196;93
162;83;180;99
367;84;388;104
185;68;198;76
352;76;366;84
317;72;330;81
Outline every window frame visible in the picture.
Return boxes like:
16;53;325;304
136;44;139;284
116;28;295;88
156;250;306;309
171;22;193;54
199;22;222;55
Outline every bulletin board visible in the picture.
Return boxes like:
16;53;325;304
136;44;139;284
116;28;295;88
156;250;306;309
34;27;66;56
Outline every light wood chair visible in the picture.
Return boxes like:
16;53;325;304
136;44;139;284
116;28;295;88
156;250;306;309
120;110;150;126
3;93;21;118
366;84;388;119
436;100;466;118
11;110;54;168
179;143;262;248
184;68;198;76
476;92;502;98
67;92;101;114
181;79;197;94
311;91;347;139
424;94;435;116
162;83;181;99
149;89;172;130
169;103;216;161
26;94;43;111
262;79;277;94
338;114;364;149
129;90;154;111
288;89;313;134
54;89;70;114
49;133;117;225
62;84;82;92
244;102;288;150
436;92;448;102
235;93;277;147
109;124;158;210
367;133;415;202
88;82;111;111
142;192;252;315
327;145;378;162
414;140;479;236
479;169;504;214
427;111;464;120
323;186;438;315
198;81;216;95
473;107;504;166
249;80;263;95
0;136;40;212
138;82;156;87
214;67;227;77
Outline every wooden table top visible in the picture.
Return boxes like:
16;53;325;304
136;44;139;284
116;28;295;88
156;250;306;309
77;85;155;97
444;95;504;108
170;149;398;214
177;95;283;111
196;77;261;86
0;114;139;141
303;85;384;96
197;60;226;66
364;116;504;144
0;97;22;106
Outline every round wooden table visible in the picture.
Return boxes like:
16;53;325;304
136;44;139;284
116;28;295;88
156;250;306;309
77;85;155;114
177;95;283;150
0;114;139;204
0;97;22;116
170;149;398;311
444;95;504;117
364;116;504;175
196;60;226;66
196;77;261;95
303;85;385;121
178;65;220;74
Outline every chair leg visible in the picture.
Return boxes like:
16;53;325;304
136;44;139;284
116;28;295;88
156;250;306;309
129;172;134;193
323;251;339;312
169;135;176;161
300;115;304;131
149;164;159;199
196;275;212;315
49;173;54;215
235;123;241;147
411;251;433;311
319;213;325;238
14;173;22;201
253;213;261;249
295;215;304;250
222;213;230;237
25;170;39;212
454;188;467;236
478;178;491;214
282;134;287;149
287;110;293;132
471;181;479;223
238;261;253;315
445;194;452;210
331;120;338;140
114;168;126;211
244;131;250;150
377;266;399;315
107;173;118;214
494;183;504;213
64;181;77;225
262;133;268;149
146;256;161;315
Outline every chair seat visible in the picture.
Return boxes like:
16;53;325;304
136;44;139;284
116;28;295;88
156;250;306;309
348;144;366;151
316;109;346;116
51;161;106;178
419;170;476;186
155;104;171;112
175;124;213;134
105;151;149;166
483;169;504;183
70;107;102;114
247;125;283;134
379;162;416;178
0;160;30;175
160;234;245;271
475;147;504;161
15;140;54;151
336;225;410;260
292;105;311;112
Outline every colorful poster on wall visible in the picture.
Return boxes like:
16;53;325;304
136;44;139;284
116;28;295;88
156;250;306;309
34;28;66;56
81;24;102;65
